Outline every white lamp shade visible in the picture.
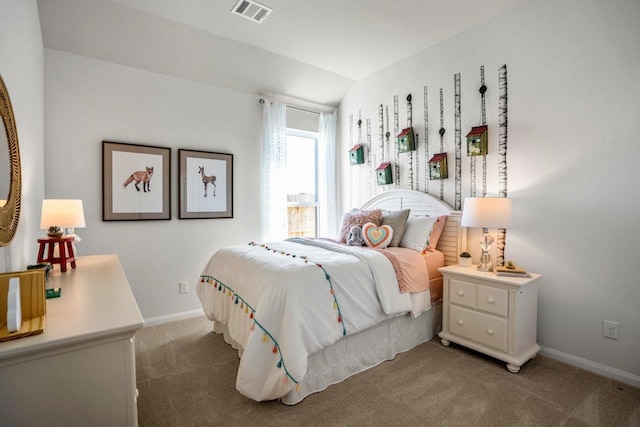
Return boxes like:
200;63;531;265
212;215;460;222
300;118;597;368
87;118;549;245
40;199;86;229
461;197;512;229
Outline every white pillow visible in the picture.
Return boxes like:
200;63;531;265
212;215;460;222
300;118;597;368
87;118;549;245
399;216;438;253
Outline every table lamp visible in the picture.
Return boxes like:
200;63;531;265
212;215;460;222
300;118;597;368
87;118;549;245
40;200;86;250
460;197;512;272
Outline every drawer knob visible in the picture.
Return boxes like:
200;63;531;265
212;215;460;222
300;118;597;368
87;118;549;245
487;329;494;336
457;319;464;326
457;290;464;296
487;297;495;304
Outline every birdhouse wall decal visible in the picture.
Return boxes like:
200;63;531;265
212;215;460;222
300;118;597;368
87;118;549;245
429;153;448;180
466;125;488;156
376;162;393;185
349;144;365;165
397;127;415;153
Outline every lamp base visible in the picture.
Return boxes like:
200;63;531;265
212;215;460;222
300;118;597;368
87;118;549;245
477;230;494;272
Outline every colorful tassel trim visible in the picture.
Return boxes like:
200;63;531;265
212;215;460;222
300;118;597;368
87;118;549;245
199;273;301;392
248;241;347;336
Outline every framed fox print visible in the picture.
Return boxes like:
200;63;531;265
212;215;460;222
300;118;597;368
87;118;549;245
179;149;233;219
102;141;171;221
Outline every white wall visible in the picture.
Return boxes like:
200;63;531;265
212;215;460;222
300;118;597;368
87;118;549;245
0;0;44;272
338;0;640;382
44;50;262;318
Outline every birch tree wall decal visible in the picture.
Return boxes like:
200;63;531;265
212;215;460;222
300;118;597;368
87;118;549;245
385;105;390;163
366;118;372;199
439;88;445;201
423;85;429;194
497;64;509;267
406;94;414;190
349;114;354;208
393;95;400;188
480;65;488;197
454;73;462;211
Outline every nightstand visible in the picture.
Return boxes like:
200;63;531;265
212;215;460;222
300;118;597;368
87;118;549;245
438;265;542;373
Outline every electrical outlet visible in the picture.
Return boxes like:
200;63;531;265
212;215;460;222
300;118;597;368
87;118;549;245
179;281;189;294
603;320;619;340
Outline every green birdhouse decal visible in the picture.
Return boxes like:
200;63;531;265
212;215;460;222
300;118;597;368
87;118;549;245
466;125;488;156
429;153;448;180
397;127;415;153
349;144;365;165
376;162;393;185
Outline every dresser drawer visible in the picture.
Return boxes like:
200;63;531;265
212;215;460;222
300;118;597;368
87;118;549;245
477;285;508;317
449;305;508;352
449;279;476;308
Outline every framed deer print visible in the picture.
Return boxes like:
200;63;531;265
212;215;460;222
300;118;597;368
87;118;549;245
178;149;233;219
102;141;171;221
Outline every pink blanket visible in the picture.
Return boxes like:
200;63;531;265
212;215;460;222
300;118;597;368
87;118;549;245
376;247;431;293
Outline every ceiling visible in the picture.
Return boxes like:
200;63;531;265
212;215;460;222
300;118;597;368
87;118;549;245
38;0;529;107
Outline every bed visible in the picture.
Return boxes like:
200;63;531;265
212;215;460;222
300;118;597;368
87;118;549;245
196;189;465;404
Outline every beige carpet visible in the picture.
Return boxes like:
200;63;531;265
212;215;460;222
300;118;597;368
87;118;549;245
135;316;639;426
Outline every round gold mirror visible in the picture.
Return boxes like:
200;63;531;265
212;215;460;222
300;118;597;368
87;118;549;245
0;74;21;246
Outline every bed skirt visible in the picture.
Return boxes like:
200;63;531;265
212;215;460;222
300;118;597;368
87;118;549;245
212;300;443;405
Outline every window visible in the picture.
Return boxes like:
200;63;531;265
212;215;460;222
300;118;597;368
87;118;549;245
286;129;318;237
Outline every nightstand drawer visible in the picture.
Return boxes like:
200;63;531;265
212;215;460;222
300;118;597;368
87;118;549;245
449;279;476;308
449;305;507;352
477;285;508;317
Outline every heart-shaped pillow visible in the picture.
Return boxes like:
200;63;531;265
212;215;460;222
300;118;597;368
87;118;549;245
362;222;394;249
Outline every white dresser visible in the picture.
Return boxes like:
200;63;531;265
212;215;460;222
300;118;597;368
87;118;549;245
0;254;144;426
438;265;541;373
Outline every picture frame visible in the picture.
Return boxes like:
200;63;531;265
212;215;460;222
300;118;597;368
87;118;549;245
102;141;171;221
179;149;233;219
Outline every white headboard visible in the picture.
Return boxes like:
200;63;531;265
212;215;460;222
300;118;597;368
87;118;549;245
360;189;466;266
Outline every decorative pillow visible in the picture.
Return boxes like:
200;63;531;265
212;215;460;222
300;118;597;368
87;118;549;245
362;222;394;249
381;209;410;247
399;216;438;253
427;215;447;249
338;209;383;243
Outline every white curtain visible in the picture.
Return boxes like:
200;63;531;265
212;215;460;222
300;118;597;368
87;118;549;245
318;110;338;238
261;100;287;241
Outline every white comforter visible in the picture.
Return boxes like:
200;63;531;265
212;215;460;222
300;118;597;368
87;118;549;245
196;238;430;401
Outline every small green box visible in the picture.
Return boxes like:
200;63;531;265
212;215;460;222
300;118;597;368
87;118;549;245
349;144;365;165
397;127;415;153
376;162;393;185
466;125;488;156
429;153;448;180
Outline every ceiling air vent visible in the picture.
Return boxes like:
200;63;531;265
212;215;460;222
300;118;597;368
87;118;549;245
231;0;273;23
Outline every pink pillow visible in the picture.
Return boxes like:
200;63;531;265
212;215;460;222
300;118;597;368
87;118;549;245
428;215;447;249
338;209;383;243
362;223;393;249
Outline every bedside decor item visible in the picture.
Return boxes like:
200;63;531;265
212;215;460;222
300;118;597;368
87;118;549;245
47;226;63;238
494;264;531;278
461;197;512;272
397;127;415;153
40;199;86;255
0;74;22;247
36;236;76;272
102;141;171;221
179;149;233;219
428;153;448;180
349;144;365;165
375;162;393;185
40;199;85;237
0;269;46;342
466;125;488;156
458;252;472;267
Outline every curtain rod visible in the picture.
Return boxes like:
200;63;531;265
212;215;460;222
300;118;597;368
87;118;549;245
259;98;321;115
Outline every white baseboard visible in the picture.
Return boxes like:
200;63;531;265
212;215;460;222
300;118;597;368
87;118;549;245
539;346;640;389
143;308;204;327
